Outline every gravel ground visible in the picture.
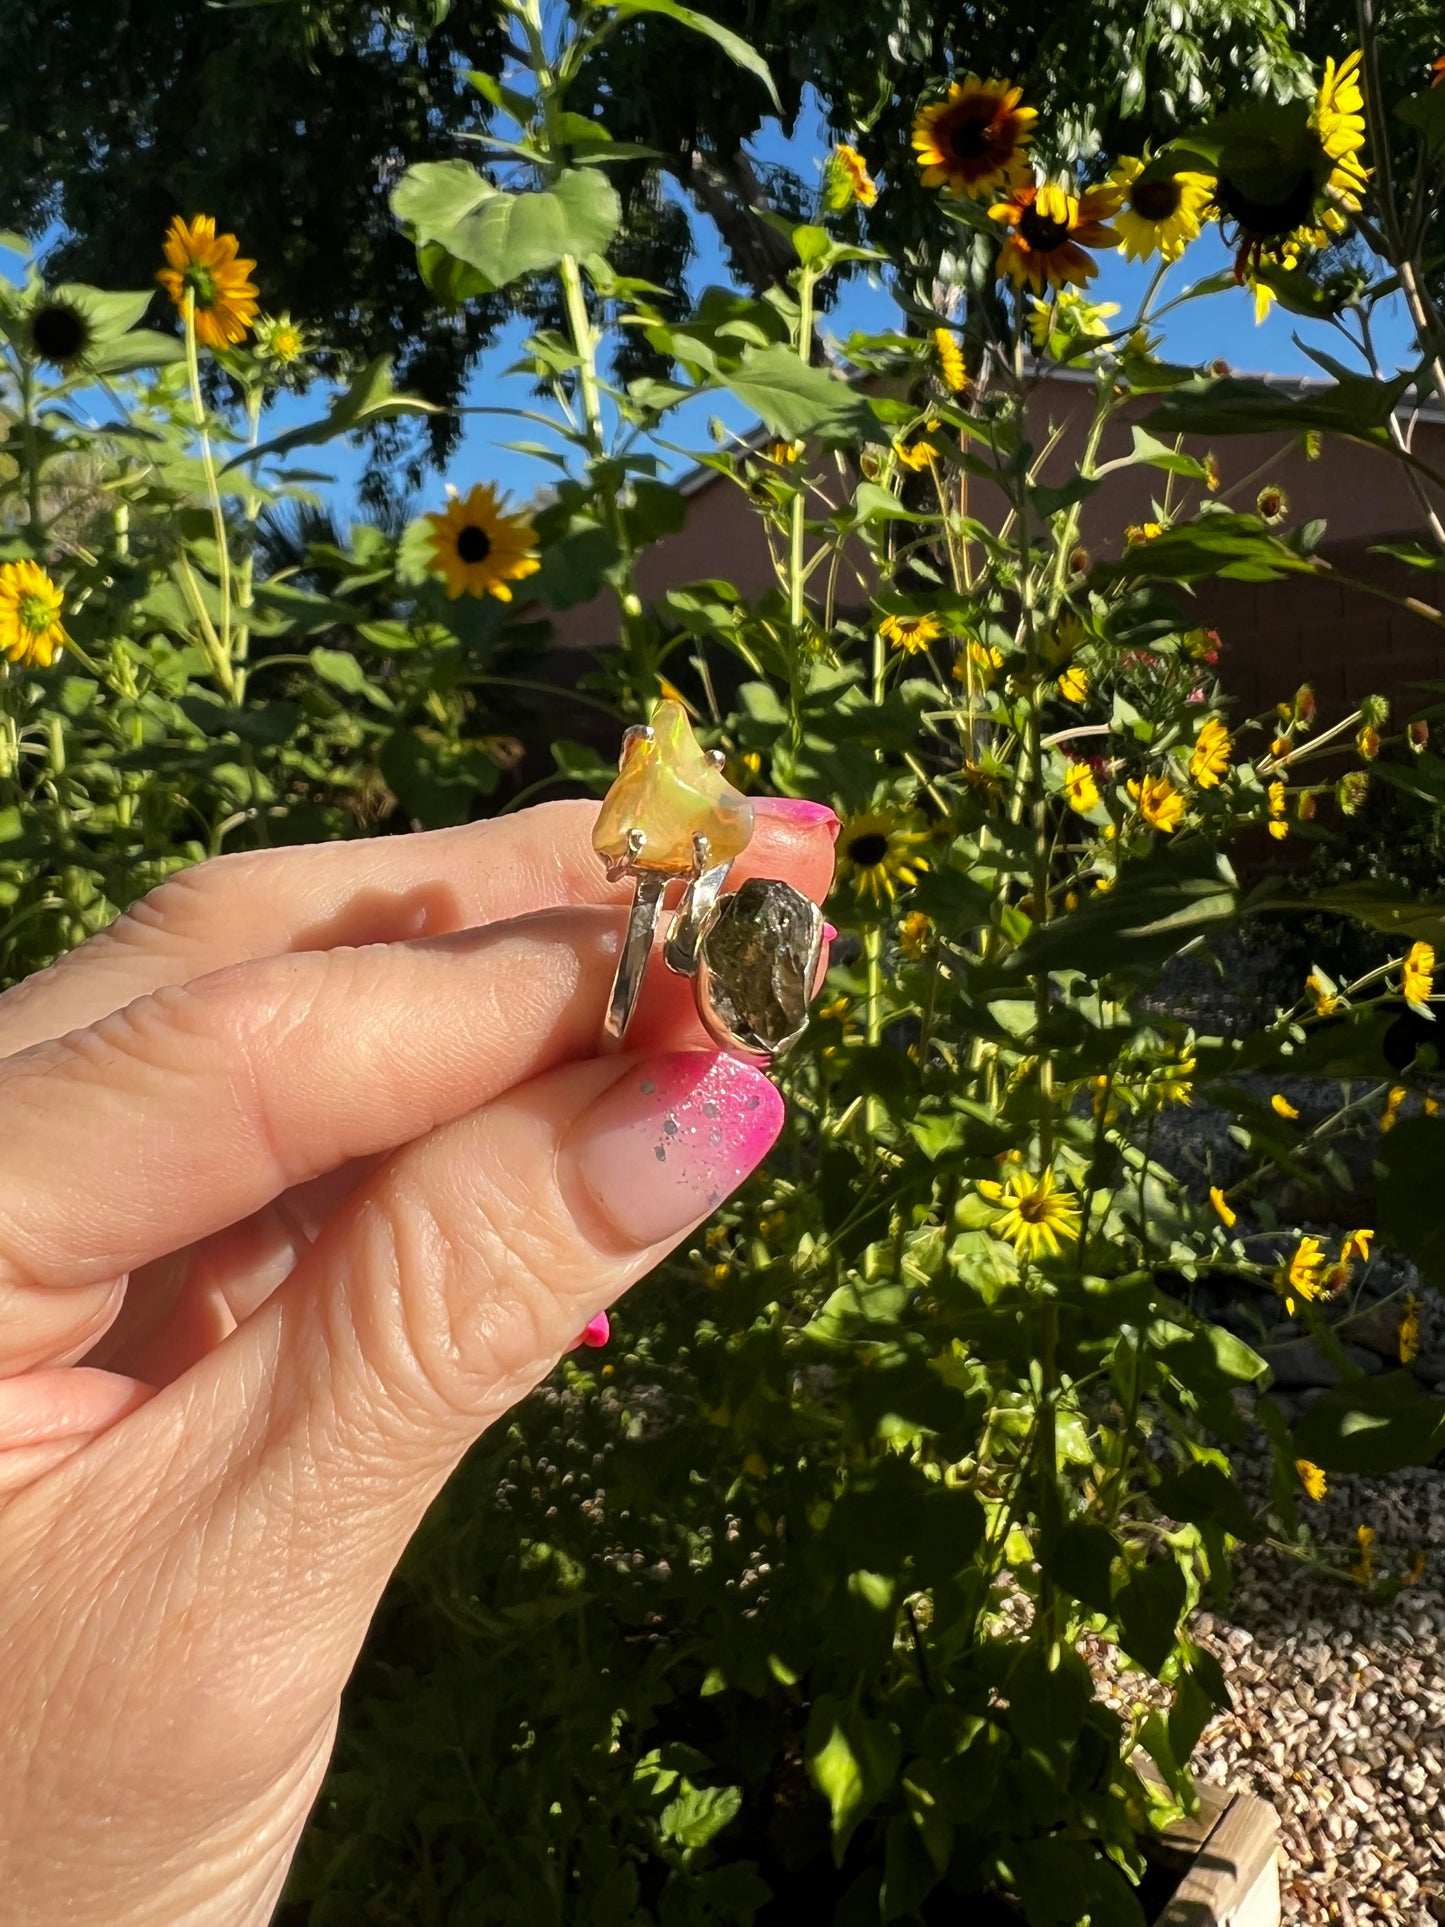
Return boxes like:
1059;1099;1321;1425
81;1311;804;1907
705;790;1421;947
1191;1487;1445;1924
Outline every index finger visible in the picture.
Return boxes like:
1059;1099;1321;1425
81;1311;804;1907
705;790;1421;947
0;796;839;1056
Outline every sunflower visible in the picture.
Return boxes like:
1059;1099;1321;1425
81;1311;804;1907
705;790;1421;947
1267;779;1289;839
911;77;1036;199
1341;1228;1373;1263
0;560;67;668
424;483;541;602
157;215;259;348
1281;1234;1327;1308
879;612;943;654
977;1166;1082;1260
933;327;968;393
26;294;95;370
1063;762;1100;814
1057;664;1089;703
1212;51;1369;281
895;418;943;470
836;808;930;905
1296;1459;1327;1502
1189;717;1232;789
1127;772;1185;834
253;311;310;370
1401;940;1435;1010
1109;156;1214;262
990;178;1119;293
898;909;933;961
824;143;877;210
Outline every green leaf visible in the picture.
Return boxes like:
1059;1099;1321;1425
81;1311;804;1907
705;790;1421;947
393;163;620;292
609;0;781;110
226;358;440;469
1012;842;1237;978
1115;1559;1187;1675
718;345;879;447
805;1695;900;1863
1377;1116;1445;1291
658;1783;743;1852
1291;880;1445;949
1149;368;1415;446
1124;425;1211;479
1293;1371;1445;1474
1007;1839;1147;1927
1053;1520;1117;1614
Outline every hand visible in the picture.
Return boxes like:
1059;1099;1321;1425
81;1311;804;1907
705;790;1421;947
0;798;835;1926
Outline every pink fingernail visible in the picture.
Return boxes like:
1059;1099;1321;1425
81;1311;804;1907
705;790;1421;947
822;921;838;942
571;1052;784;1247
753;796;841;839
569;1311;611;1352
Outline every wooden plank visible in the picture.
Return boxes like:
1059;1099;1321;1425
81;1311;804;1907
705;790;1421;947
1158;1791;1281;1927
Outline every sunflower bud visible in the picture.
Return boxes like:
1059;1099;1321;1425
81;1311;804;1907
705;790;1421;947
1360;693;1390;728
1337;770;1369;815
1256;485;1288;523
1294;684;1317;726
1410;720;1430;753
1303;430;1323;460
1356;724;1381;761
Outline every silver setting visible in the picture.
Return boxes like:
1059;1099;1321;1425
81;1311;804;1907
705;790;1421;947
692;877;823;1057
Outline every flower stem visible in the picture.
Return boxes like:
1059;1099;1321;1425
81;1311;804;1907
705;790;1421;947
182;290;237;701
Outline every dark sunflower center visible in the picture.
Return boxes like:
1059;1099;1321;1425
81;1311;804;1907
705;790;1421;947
29;304;89;364
949;109;997;161
455;524;493;564
847;832;889;867
1018;205;1072;252
1130;177;1183;222
1213;170;1316;241
1018;1195;1050;1222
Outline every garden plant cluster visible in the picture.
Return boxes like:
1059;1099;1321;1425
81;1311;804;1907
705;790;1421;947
3;0;1445;1920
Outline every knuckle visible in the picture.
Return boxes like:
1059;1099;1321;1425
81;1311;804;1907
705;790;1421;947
337;1159;574;1434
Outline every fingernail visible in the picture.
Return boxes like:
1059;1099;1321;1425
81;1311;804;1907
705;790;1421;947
568;1311;611;1352
753;796;841;839
822;921;838;942
571;1052;784;1247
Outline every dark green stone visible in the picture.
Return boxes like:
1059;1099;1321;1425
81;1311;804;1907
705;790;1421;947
700;876;818;1054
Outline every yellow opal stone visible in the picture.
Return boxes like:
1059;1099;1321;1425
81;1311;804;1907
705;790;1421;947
592;699;754;873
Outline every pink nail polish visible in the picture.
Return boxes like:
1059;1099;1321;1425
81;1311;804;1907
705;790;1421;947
822;922;838;943
752;796;841;840
571;1052;784;1247
568;1310;611;1352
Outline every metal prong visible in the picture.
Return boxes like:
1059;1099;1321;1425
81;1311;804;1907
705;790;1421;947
618;723;653;769
691;831;711;876
664;858;733;977
602;826;648;885
706;748;727;769
605;871;669;1045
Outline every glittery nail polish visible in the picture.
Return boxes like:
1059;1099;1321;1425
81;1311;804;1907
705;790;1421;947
570;1052;784;1246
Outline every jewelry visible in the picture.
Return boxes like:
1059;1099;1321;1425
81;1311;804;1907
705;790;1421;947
593;700;823;1056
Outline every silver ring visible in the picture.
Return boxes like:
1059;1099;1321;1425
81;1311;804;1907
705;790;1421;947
594;703;822;1057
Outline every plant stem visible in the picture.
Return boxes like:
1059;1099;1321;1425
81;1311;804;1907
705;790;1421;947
183;290;237;699
788;269;816;641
